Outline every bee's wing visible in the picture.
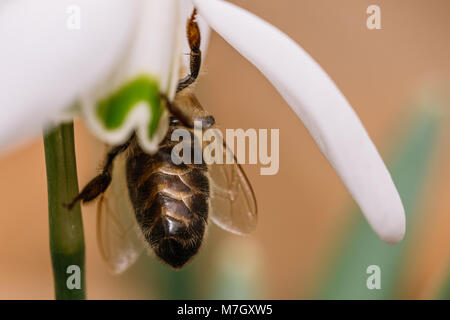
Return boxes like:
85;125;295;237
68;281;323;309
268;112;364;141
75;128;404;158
208;145;258;235
97;152;145;274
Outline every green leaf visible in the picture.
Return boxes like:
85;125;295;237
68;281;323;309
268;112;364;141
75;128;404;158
317;107;441;299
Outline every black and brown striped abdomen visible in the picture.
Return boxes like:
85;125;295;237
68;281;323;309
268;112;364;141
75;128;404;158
125;126;209;268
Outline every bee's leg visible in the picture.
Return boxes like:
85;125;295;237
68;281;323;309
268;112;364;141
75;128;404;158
160;93;193;127
176;9;201;93
160;93;215;129
64;138;133;210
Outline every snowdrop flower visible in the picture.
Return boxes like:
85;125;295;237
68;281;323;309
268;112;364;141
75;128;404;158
0;0;405;244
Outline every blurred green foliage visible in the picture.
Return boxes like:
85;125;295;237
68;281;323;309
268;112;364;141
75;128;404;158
436;270;450;300
317;107;442;299
119;103;445;300
126;226;263;299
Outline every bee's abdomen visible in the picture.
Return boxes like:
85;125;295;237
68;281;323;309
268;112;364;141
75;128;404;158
126;134;209;268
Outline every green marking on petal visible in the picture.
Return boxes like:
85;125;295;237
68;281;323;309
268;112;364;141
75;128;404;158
96;75;163;138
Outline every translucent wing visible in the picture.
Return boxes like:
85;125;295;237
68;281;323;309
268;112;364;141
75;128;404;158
168;90;257;234
97;152;145;274
172;90;215;128
208;145;258;235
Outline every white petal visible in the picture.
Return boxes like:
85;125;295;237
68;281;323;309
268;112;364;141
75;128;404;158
193;0;405;244
0;0;140;153
81;0;182;154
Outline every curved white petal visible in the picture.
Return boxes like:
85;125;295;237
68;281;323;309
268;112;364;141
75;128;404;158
81;0;182;154
0;0;140;153
193;0;405;244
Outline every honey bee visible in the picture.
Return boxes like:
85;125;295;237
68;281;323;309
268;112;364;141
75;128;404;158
67;10;257;272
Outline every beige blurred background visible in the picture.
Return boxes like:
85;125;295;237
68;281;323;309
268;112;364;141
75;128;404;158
0;0;449;299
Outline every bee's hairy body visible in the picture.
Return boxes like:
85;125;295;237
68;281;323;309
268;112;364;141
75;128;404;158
125;121;210;268
66;9;257;272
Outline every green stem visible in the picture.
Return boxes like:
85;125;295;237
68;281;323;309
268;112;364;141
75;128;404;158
43;122;86;300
